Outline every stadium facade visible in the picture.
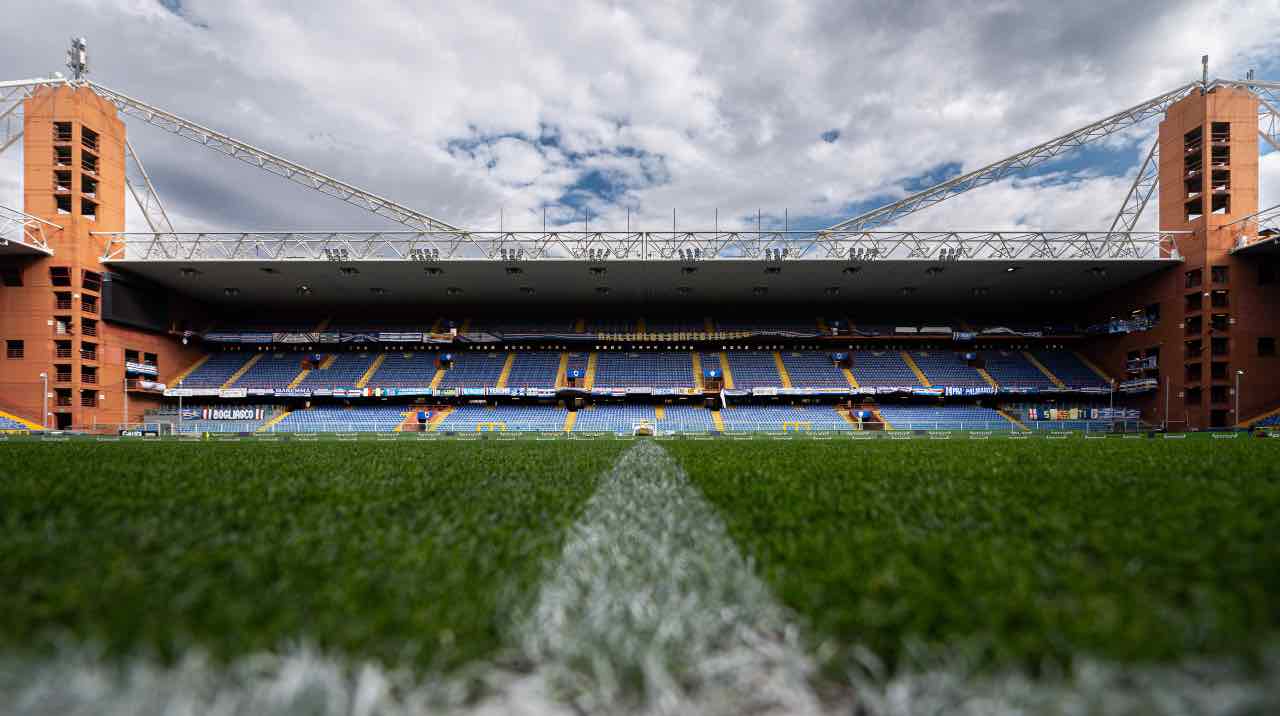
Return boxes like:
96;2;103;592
0;47;1278;434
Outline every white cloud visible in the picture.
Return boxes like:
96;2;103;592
1;0;1279;233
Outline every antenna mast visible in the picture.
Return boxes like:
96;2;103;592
66;37;88;80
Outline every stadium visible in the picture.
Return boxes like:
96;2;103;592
1;15;1279;716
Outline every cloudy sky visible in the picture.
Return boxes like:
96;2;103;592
3;0;1280;233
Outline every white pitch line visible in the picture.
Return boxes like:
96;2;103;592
510;439;822;715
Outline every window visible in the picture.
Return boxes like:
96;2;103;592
54;340;72;359
1211;337;1229;356
54;388;72;407
80;390;97;408
80;197;97;220
81;366;97;385
81;175;98;197
49;266;71;286
0;266;21;287
54;364;71;383
1185;386;1202;405
5;340;23;359
1210;289;1229;308
1185;293;1202;312
81;294;98;314
1211;121;1230;143
55;195;72;214
82;271;101;292
81;126;98;152
1185;315;1202;336
54;170;72;192
53;121;72;142
1185;268;1203;288
1211;265;1230;283
54;145;72;166
1211;362;1228;380
144;352;158;367
1260;337;1276;357
1185;363;1201;383
1145;302;1161;324
1211;385;1229;404
80;341;96;361
80;318;96;337
1211;313;1230;332
81;152;97;174
53;316;73;336
1185;339;1202;358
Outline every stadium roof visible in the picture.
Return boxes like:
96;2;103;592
106;254;1178;307
0;205;55;257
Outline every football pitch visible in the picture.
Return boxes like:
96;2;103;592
2;437;1278;714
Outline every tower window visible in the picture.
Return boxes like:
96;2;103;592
52;121;72;142
5;340;23;359
81;126;98;152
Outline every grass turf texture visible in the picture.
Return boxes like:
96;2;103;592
667;439;1280;674
0;441;626;671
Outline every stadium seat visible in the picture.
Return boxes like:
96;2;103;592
849;351;920;387
980;351;1056;390
779;351;848;388
909;351;989;388
271;405;407;432
592;352;694;389
438;404;566;432
366;353;438;389
719;404;853;432
505;351;561;388
723;351;782;389
572;404;657;433
1032;351;1110;390
439;352;508;389
299;353;376;389
178;353;255;388
876;405;1015;431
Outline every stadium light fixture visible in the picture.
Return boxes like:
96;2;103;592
681;266;698;275
424;267;444;276
339;267;359;277
926;266;945;276
506;267;524;276
369;287;389;295
900;286;917;296
446;287;463;296
1006;266;1020;273
296;284;312;296
590;267;607;276
842;266;860;275
676;286;692;295
595;286;611;295
179;267;201;278
259;267;280;274
752;286;768;296
764;266;781;275
519;286;535;295
824;287;840;296
222;287;239;297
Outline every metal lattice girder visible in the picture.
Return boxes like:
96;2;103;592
0;78;67;155
1109;139;1159;233
828;82;1200;231
1223;79;1280;152
1223;201;1280;249
96;230;1185;263
84;81;461;232
124;138;176;234
0;203;60;254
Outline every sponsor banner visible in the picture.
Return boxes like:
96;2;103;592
273;388;313;397
315;332;341;343
952;332;977;341
119;428;160;438
462;388;487;396
274;332;316;344
135;379;166;391
626;387;653;395
247;389;275;396
218;388;248;399
125;361;159;376
722;389;750;397
527;388;557;397
752;387;779;397
311;388;333;397
653;388;680;396
945;386;996;396
487;388;512;396
912;387;946;397
396;388;435;397
164;388;194;397
378;332;423;342
436;388;458;397
201;408;265;421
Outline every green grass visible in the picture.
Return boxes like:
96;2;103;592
668;438;1280;672
0;441;626;671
